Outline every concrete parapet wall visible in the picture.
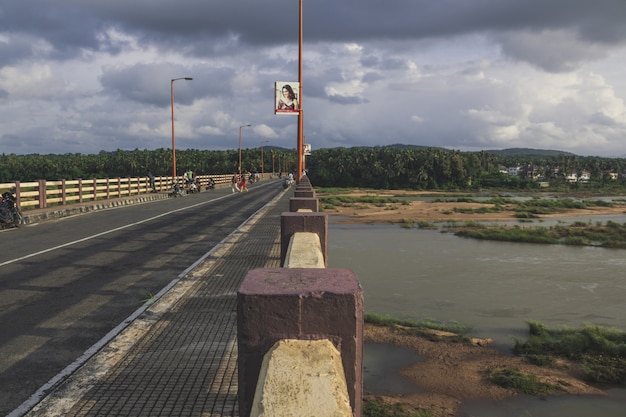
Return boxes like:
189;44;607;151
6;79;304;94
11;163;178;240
280;212;328;267
237;268;363;417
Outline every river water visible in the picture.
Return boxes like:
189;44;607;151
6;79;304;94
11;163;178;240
328;219;626;416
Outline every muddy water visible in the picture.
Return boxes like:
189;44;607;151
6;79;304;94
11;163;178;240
328;222;626;416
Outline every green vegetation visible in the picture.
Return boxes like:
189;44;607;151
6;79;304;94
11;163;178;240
514;321;626;385
319;195;404;211
365;313;471;341
400;218;414;229
449;220;626;248
306;146;626;191
364;398;433;417
0;147;297;182
7;146;626;193
417;221;437;229
488;368;564;395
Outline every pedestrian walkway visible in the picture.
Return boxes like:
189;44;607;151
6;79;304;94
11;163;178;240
18;187;292;417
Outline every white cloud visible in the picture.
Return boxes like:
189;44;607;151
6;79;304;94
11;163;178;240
1;0;626;156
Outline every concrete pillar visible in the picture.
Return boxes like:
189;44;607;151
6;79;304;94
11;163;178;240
281;211;328;267
294;189;315;198
237;268;363;417
289;197;319;212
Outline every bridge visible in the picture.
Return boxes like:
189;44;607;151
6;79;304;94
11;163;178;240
6;176;364;417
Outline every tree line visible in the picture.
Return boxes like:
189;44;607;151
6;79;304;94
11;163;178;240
0;148;296;183
305;146;626;190
4;146;626;191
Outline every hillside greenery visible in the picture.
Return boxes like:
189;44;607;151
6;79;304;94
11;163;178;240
306;146;626;191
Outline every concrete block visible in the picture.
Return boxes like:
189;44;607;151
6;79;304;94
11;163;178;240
250;339;352;417
284;232;325;268
294;189;315;198
237;268;363;417
281;212;328;267
289;197;319;212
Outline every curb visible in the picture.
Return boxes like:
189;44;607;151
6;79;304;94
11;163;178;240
21;193;170;225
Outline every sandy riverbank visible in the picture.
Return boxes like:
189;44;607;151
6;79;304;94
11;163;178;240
320;189;626;225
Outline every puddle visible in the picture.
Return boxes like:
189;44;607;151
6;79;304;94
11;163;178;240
363;342;423;395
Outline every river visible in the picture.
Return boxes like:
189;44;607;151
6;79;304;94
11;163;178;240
328;219;626;416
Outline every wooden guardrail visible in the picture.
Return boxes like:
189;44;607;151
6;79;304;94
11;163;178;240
0;174;239;211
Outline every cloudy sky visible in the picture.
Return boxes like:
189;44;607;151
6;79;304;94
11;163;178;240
2;0;626;157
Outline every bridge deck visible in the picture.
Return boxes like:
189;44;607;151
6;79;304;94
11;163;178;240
21;189;292;417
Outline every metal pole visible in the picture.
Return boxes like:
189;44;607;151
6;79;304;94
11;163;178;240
239;124;251;177
296;0;304;181
171;77;193;181
171;80;176;181
261;141;269;175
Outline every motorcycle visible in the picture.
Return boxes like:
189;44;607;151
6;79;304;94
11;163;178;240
0;188;23;229
184;177;200;194
169;181;184;198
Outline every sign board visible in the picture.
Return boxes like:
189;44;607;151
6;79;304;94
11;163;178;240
274;82;300;115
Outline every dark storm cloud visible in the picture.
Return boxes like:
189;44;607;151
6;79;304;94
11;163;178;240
5;0;625;68
1;1;108;59
100;63;237;107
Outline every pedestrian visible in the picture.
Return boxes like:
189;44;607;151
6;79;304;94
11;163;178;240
148;171;156;193
231;173;239;193
239;173;248;192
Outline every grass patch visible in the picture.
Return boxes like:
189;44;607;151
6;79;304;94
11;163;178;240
319;195;404;209
488;368;563;395
401;218;414;229
417;221;437;229
365;313;471;341
448;221;626;248
364;397;434;417
514;321;626;385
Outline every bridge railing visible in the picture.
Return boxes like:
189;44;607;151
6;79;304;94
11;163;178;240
237;176;364;417
0;174;243;211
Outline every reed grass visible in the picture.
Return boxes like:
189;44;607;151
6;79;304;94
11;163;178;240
515;321;626;385
364;398;433;417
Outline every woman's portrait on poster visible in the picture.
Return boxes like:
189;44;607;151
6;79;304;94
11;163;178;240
276;84;299;114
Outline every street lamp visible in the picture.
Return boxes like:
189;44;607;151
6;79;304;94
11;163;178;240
260;140;269;176
171;77;193;181
238;124;252;177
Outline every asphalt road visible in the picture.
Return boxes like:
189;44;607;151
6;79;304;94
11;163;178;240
0;179;286;416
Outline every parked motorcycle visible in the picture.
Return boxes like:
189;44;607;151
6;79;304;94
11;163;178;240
0;187;23;228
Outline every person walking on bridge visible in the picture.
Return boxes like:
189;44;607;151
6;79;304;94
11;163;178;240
239;173;248;192
231;173;239;193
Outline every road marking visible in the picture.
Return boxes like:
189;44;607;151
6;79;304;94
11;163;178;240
0;194;233;268
7;185;287;417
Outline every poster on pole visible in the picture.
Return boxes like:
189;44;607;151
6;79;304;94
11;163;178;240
304;143;311;155
274;82;300;115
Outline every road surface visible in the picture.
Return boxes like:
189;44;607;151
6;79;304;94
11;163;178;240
0;180;285;416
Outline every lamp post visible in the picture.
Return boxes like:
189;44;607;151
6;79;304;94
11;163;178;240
260;140;269;176
239;124;251;177
171;77;193;181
